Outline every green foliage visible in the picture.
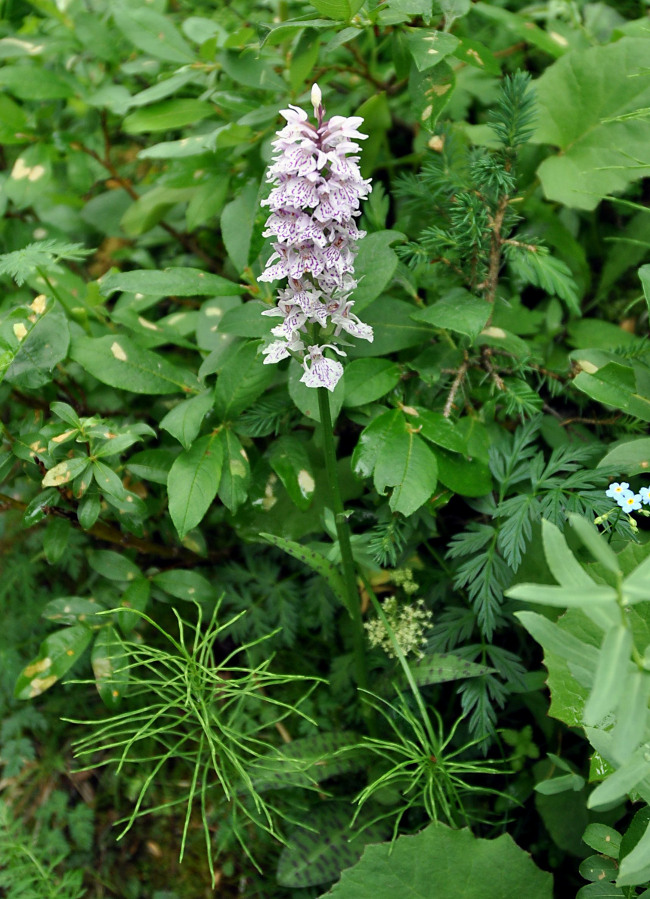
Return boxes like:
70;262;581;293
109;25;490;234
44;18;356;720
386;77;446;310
1;0;650;893
322;820;553;898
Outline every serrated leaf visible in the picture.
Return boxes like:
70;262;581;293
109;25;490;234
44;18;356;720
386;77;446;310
167;433;223;538
15;626;93;700
259;533;348;609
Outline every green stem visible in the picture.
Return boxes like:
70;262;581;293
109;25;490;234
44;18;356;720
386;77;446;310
317;387;369;696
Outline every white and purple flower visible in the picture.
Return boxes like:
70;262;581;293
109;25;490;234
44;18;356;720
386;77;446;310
257;83;373;392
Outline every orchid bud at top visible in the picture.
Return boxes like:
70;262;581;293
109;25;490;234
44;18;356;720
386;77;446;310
257;85;373;392
311;82;322;117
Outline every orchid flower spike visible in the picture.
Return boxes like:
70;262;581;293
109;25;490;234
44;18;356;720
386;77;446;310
257;85;373;392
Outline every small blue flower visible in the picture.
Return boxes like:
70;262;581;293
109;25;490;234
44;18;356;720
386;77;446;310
621;493;643;513
640;486;650;506
606;482;633;505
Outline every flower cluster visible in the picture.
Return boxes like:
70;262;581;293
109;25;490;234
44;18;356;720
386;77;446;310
258;84;373;392
605;482;650;514
365;596;433;660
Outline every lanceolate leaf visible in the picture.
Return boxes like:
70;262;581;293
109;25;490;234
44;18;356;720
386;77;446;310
92;625;129;709
217;429;251;513
15;626;93;700
247;732;363;793
70;335;200;395
168;433;224;538
259;533;348;609
278;802;388;888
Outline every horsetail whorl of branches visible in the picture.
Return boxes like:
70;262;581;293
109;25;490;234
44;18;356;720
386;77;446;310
258;84;373;392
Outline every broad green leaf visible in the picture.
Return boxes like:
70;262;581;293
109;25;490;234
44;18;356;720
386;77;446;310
508;583;617;608
43;517;70;564
0;64;72;99
113;3;195;63
541;519;598;589
268;436;315;512
160;390;214;450
92;625;129;709
352;298;431;357
452;37;501;75
568;514;621;577
3;303;69;389
588;746;650;809
598;437;650;476
120;186;196;236
123;100;216;133
152;569;214;602
621;554;650;605
324;821;553;898
127;70;198;108
611;670;650;761
349;231;402;312
218;302;274;339
42;596;107;628
214;340;275;419
583;626;633;726
412;289;491;341
572;361;650;423
186;174;230;231
126;449;176;485
221;181;259;274
217;430;251;514
15;626;93;700
473;3;568;57
435;448;493;497
533;39;650;210
88;550;142;582
248;732;363;792
92;459;127;500
343;359;401;407
115;578;150;635
352;408;400;479
582;823;622;859
307;0;365;20
70;335;200;395
409;61;455;133
278;802;387;888
415;409;466;454
618;808;650;887
403;28;458;72
42;456;90;488
167;433;223;538
515;611;600;688
259;533;348;610
100;267;244;297
374;428;438;516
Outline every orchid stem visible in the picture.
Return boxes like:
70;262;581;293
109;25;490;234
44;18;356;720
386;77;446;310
317;387;369;697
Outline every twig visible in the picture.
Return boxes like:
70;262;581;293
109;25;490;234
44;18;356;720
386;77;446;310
443;356;469;418
71;141;219;272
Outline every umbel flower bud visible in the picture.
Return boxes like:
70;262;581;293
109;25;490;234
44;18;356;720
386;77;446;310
258;83;373;391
